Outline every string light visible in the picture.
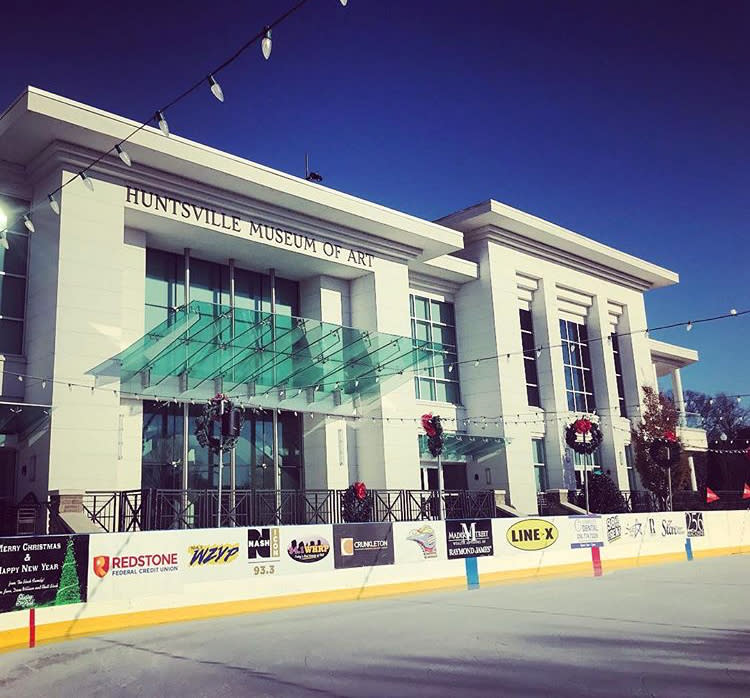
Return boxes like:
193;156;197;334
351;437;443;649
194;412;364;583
0;232;8;251
208;75;224;103
156;110;170;137
686;321;693;331
731;309;738;315
115;144;132;167
23;214;35;233
48;194;60;215
262;28;272;59
80;172;94;191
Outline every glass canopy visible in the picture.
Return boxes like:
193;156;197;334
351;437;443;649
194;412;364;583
0;401;50;435
102;301;442;410
418;433;507;462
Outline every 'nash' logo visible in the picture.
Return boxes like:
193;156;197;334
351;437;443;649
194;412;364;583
188;543;240;567
507;519;558;551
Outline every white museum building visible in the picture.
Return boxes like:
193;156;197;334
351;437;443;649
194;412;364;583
0;88;707;526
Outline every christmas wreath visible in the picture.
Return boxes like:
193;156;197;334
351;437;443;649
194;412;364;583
342;481;372;522
648;430;681;469
195;394;243;454
421;414;444;457
564;417;603;455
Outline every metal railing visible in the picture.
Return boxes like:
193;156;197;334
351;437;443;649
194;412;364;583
678;412;705;429
72;488;498;532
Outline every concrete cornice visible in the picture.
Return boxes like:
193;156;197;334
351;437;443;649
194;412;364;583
650;338;699;368
28;141;424;265
438;199;679;291
3;87;464;264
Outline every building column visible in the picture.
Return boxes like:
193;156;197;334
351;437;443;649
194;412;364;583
588;296;625;486
532;278;573;491
672;367;686;421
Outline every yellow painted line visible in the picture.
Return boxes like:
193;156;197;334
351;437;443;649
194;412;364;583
0;544;746;654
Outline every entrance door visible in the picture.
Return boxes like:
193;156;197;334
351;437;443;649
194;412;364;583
443;463;468;491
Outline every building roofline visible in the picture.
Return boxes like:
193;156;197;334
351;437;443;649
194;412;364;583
436;199;679;290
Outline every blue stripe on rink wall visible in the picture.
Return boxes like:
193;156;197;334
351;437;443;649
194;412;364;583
465;557;479;590
685;538;693;561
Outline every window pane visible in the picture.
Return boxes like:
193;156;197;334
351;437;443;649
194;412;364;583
0;232;28;275
519;309;533;332
524;357;538;385
431;300;454;325
432;324;456;347
444;382;460;404
564;366;574;391
0;318;22;353
418;378;435;401
414;321;431;343
521;331;534;352
0;275;26;317
567;392;576;411
413;297;429;320
434;381;448;403
559;319;568;339
527;385;540;407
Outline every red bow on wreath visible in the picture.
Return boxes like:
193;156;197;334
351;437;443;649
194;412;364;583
353;481;367;500
663;430;677;443
421;413;437;437
574;418;592;435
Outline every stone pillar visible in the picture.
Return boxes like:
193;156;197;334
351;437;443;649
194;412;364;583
350;260;420;490
533;278;572;491
588;296;624;485
688;455;698;491
672;368;686;421
299;276;352;490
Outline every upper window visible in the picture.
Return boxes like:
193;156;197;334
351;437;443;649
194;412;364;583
560;319;596;413
410;294;460;404
532;438;548;492
0;196;29;355
611;333;627;417
520;309;540;407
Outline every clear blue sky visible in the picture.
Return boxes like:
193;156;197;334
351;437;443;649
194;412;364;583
4;1;748;396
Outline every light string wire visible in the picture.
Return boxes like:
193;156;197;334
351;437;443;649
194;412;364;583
0;0;324;238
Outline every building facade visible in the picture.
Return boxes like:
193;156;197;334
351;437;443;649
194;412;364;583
0;88;706;527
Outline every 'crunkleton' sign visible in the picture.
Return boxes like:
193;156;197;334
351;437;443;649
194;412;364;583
126;186;375;269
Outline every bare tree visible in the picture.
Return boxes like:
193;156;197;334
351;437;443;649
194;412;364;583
684;390;749;443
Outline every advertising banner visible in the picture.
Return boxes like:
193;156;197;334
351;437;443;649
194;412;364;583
0;535;89;614
393;521;446;564
445;519;494;559
685;512;706;538
333;523;394;569
505;518;559;552
182;528;245;582
569;515;604;549
88;531;183;601
247;525;335;576
604;515;622;544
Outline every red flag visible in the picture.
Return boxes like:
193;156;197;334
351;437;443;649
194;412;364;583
743;483;750;500
706;487;720;504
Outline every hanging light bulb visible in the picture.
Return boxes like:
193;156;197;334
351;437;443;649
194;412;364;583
155;110;170;137
23;214;35;233
261;27;272;60
474;360;480;367
17;375;23;382
0;232;8;251
115;144;132;167
730;308;738;315
48;194;60;215
536;347;543;358
339;0;348;5
80;172;94;191
42;380;47;389
686;321;693;331
208;75;224;102
737;396;742;404
448;364;454;373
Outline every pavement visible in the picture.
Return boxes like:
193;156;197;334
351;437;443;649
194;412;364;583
1;555;749;697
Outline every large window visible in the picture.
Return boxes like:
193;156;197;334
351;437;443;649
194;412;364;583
142;401;303;490
532;438;548;492
145;249;299;331
611;333;627;417
410;294;460;404
520;309;541;407
0;197;29;355
560;319;596;413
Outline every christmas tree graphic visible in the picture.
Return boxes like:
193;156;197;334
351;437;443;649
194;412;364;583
54;537;82;606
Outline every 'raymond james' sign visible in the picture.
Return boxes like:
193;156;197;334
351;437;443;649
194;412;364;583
126;186;375;269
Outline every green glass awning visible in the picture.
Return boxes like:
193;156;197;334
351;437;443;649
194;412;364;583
0;401;51;435
97;301;442;409
419;433;507;462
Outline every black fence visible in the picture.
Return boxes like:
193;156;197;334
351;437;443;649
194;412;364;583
76;488;498;532
536;489;750;516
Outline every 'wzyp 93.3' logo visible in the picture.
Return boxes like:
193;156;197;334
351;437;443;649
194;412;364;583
187;543;240;567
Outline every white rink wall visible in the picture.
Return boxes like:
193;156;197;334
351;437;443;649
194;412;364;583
1;511;748;644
